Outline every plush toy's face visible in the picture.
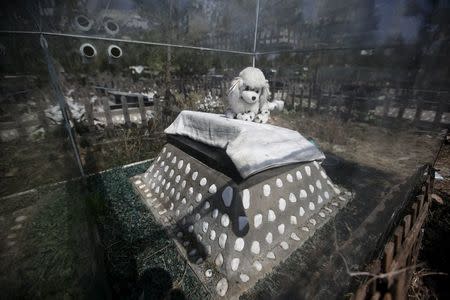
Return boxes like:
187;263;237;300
240;85;262;104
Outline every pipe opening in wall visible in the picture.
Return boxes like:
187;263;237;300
80;43;97;58
74;15;93;31
108;45;122;59
104;20;120;35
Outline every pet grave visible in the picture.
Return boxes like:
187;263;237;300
130;111;351;298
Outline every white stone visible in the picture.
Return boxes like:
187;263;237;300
200;178;207;186
171;156;177;164
318;195;323;204
302;226;309;232
155;186;160;193
162;147;166;153
231;258;240;271
339;196;346;201
204;201;210;209
169;203;174;210
219;233;227;248
188;225;194;232
238;216;248;231
206;245;212;255
202;222;209;233
240;274;250;282
166;151;171;158
320;170;327;179
253;261;263;271
268;210;276;222
289;193;297;203
254;214;263;228
278;224;285;234
175;192;180;200
305;166;311;176
298;206;305;217
170;188;175;197
188;187;194;195
325;207;333;213
324;191;330;199
234;238;245;251
221;214;230;227
286;174;293;182
314;161;320;169
210;230;216;240
251;241;260;254
299;190;307;198
215;253;224;267
276;178;283;188
188;205;193;213
290;216;297;225
309;184;315;193
185;163;191;174
169;169;174;178
192;171;198;181
263;184;271;196
216;278;228;296
316;180;322;189
266;252;276;259
291;233;301;241
205;269;213;277
296;171;302;180
135;180;142;185
181;180;186;188
209;184;217;194
165;182;171;190
278;198;286;211
181;198;187;204
242;189;250;209
222;186;233;207
332;202;339;207
178;160;184;169
164;166;169;173
212;209;219;219
196;193;203;203
176;210;180;216
309;218;317;226
280;241;289;250
265;232;273;244
159;192;164;199
309;202;315;210
319;212;326;218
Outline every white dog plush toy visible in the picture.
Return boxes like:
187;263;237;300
225;67;284;123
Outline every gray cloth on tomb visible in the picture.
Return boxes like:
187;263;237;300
164;110;325;178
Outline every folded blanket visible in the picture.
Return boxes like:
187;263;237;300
164;110;325;178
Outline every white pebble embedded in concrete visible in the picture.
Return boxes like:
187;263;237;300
221;214;230;227
234;238;245;252
286;174;293;182
215;253;224;267
216;278;228;297
254;214;263;228
263;184;271;196
253;261;263;271
268;210;276;222
265;232;273;244
242;189;250;209
289;193;297;203
209;184;217;194
200;178;207;186
305;166;311;176
231;258;240;271
299;189;307;198
278;198;286;211
219;233;227;248
278;224;285;234
251;241;260;254
240;274;250;282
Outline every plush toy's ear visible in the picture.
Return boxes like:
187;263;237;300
259;80;271;110
227;77;243;96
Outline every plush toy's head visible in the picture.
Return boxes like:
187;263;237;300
229;67;270;105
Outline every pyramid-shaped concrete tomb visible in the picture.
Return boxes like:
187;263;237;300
131;142;350;298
